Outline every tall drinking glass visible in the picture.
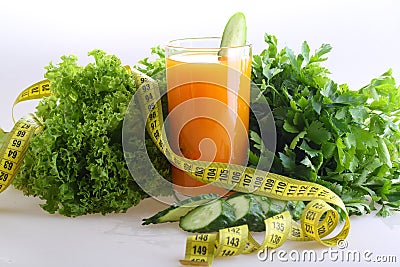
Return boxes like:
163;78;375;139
165;37;252;196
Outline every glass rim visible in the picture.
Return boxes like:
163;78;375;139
166;36;252;50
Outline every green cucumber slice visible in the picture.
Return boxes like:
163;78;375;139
286;201;306;221
179;199;235;233
220;12;247;48
268;198;286;217
268;198;306;221
252;195;271;215
226;194;266;232
142;193;220;225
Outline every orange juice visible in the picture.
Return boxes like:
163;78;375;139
166;39;251;196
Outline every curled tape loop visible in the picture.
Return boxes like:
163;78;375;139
129;69;350;266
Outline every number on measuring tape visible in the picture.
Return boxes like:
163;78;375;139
195;167;204;178
272;222;285;232
3;161;14;171
226;236;240;247
192;245;207;256
0;171;9;182
8;149;18;159
218;169;229;182
194;234;209;241
231;171;241;184
11;139;22;148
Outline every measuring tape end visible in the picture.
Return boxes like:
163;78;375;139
179;260;210;266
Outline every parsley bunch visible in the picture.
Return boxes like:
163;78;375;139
250;34;400;217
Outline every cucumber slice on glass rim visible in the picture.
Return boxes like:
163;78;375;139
219;12;247;57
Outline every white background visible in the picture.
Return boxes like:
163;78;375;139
1;0;400;266
1;0;400;130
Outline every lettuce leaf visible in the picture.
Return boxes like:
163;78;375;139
0;128;7;147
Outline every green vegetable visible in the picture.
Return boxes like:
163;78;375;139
179;198;236;233
142;193;220;225
13;50;171;216
252;194;271;215
251;34;400;217
285;200;306;221
0;128;7;147
219;12;247;57
268;199;286;216
252;194;305;221
143;192;305;232
226;194;266;231
135;46;165;77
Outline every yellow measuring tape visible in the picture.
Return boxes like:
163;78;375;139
0;79;50;193
1;67;350;267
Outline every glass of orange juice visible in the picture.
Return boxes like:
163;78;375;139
165;37;252;196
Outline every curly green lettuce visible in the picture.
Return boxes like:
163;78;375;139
13;50;171;216
0;128;6;147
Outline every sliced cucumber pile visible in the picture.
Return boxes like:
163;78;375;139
143;192;306;233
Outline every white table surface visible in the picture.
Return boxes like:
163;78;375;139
1;187;400;267
1;1;400;266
